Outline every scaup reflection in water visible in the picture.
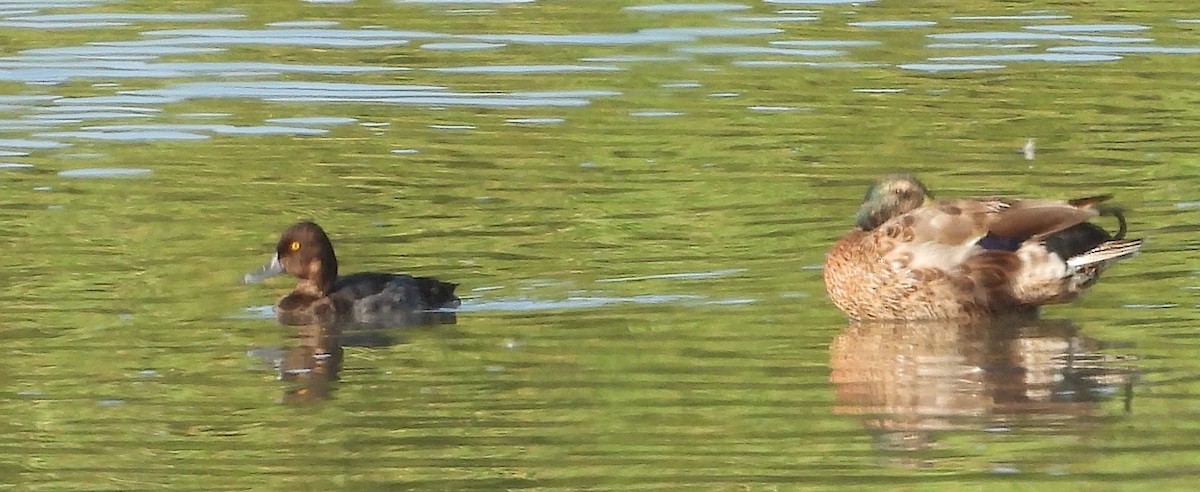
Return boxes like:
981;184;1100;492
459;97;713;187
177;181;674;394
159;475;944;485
244;221;460;327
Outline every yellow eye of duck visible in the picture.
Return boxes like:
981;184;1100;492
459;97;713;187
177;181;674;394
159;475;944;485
289;241;301;252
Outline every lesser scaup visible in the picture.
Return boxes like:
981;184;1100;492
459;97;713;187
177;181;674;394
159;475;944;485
245;221;460;327
823;174;1142;321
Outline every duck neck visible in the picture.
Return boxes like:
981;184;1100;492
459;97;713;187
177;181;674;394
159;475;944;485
855;204;893;231
299;255;337;296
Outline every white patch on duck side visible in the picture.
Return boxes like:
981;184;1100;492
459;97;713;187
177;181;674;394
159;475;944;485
899;241;982;271
1011;244;1070;303
913;207;989;246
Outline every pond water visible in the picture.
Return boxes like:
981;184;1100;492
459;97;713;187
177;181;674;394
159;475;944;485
2;0;1198;489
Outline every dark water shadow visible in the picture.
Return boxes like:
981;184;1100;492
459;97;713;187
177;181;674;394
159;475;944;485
829;316;1137;454
249;312;457;403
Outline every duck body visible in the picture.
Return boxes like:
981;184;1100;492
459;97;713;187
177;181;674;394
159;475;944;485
823;175;1142;321
246;221;460;327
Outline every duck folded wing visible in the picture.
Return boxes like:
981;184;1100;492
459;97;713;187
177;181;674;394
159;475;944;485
823;174;1142;321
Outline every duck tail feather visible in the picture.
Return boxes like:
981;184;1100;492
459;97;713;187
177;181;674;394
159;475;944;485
1066;239;1143;270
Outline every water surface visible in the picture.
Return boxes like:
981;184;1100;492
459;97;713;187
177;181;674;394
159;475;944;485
2;0;1198;489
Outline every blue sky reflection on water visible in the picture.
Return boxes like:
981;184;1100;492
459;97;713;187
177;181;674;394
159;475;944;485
1;0;1198;489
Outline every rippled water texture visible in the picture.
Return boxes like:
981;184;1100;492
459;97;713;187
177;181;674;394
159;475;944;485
2;0;1199;489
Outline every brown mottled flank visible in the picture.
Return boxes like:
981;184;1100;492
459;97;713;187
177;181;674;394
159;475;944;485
823;174;1144;321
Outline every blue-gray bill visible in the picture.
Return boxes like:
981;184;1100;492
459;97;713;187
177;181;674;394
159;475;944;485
243;254;284;284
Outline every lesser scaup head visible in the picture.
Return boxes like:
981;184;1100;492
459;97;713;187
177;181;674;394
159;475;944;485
246;221;460;327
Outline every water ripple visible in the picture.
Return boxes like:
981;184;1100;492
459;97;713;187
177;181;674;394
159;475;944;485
428;64;622;74
58;167;152;178
765;0;875;4
265;117;359;125
37;130;211;141
25;111;152;121
953;15;1072;21
579;55;690;63
640;27;782;37
0;60;401;84
36;122;334;141
506;118;565;125
630;111;684;117
0;138;70;149
142;28;441;39
53;95;182;105
623;3;751;13
0;20;124;29
89;28;441;48
1048;45;1200;55
394;0;534;4
899;63;1006;72
596;269;747;283
6;12;245;23
420;42;505;51
0;95;57;104
120;81;617;108
733;60;880;68
930;53;1122;63
770;40;880;47
1024;24;1151;33
152;62;403;75
928;43;1038;49
675;45;844;56
730;16;819;23
0;121;56;131
19;46;225;58
117;36;410;48
458;295;710;312
131;80;446;98
511;90;622;98
267;20;341;28
929;31;1153;43
211;126;328;136
466;32;697;45
848;20;937;28
40;105;159;115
